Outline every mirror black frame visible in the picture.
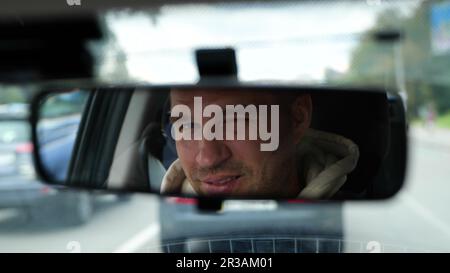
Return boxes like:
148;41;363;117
29;83;408;202
30;89;78;186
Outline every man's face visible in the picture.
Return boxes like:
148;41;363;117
170;88;311;198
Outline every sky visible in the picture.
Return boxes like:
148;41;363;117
105;0;421;84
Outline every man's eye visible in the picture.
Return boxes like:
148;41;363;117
224;117;250;123
181;122;200;130
182;123;193;129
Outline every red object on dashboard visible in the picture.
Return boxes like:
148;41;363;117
167;197;198;205
15;142;33;153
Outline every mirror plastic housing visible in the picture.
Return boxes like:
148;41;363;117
30;83;408;202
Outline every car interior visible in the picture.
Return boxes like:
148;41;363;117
0;0;448;255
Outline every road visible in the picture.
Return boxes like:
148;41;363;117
0;127;449;252
0;193;161;253
344;128;450;252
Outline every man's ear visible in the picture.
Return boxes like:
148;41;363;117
291;94;312;145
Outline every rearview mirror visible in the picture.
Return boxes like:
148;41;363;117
30;84;407;201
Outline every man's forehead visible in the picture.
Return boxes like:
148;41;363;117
170;88;276;106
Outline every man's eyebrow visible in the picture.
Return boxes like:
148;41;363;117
170;97;194;105
168;103;256;117
169;116;177;123
168;113;192;123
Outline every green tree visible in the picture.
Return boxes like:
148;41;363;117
0;86;27;104
340;1;450;120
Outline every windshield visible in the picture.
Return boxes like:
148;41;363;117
103;1;418;84
100;0;450;126
1;0;450;253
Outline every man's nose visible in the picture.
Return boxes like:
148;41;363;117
195;139;231;168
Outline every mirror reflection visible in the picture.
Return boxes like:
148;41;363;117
164;88;358;199
33;86;406;200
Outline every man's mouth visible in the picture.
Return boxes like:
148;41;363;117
200;175;242;195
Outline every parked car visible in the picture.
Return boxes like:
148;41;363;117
0;118;32;177
0;116;129;226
